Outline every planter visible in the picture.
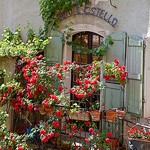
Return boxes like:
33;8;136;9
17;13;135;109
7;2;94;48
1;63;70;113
105;110;117;123
90;110;101;121
68;111;90;121
129;138;150;150
44;106;54;112
116;109;126;119
39;107;46;115
109;137;119;149
39;106;54;116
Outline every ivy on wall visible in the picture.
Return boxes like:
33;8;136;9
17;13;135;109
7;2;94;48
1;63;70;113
39;0;89;32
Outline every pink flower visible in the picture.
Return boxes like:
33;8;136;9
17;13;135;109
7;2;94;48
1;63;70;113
105;138;110;143
12;138;15;142
85;138;89;142
10;133;13;137
89;127;94;132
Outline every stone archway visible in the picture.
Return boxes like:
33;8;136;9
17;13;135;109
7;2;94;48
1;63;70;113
61;23;109;91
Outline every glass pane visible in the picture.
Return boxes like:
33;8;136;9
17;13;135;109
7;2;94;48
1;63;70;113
92;55;99;61
100;36;104;45
81;54;87;63
82;34;88;45
93;35;99;45
74;53;81;63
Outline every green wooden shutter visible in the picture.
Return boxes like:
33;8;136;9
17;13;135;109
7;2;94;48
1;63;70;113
104;32;126;109
126;36;143;117
44;30;63;66
106;32;126;66
104;83;124;110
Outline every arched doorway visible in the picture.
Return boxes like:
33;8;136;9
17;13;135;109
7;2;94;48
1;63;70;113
71;32;104;109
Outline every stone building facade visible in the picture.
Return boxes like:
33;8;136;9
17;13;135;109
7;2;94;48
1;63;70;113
1;0;150;148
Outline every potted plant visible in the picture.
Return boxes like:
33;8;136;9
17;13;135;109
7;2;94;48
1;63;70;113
126;126;150;150
89;101;101;121
116;108;126;119
105;109;117;123
68;103;90;121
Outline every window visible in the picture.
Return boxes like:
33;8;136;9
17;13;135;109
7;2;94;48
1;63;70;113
71;32;104;109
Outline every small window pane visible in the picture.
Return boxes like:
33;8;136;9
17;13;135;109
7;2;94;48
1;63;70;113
93;35;99;45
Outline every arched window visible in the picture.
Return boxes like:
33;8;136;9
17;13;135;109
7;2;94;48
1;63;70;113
71;32;104;109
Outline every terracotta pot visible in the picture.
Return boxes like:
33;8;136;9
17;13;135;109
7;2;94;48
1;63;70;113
116;109;126;119
105;110;117;123
68;111;90;121
109;137;119;149
44;106;54;112
39;107;46;115
90;110;101;121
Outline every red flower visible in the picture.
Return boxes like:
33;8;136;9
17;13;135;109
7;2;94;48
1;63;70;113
85;138;89;142
59;86;63;92
92;88;96;92
84;85;88;89
105;138;110;143
42;136;48;142
69;133;73;137
63;126;66;129
85;121;90;126
18;147;24;150
114;59;119;66
55;111;62;117
107;132;113;138
75;146;79;149
82;148;85;150
28;103;33;110
89;127;94;132
48;132;54;137
40;129;47;135
55;133;59;137
87;93;91;96
12;138;15;142
78;129;82;132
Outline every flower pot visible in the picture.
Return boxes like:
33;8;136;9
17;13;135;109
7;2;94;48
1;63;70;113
109;137;119;149
105;110;117;123
90;110;101;121
129;138;150;150
116;109;126;119
39;107;46;115
44;106;54;112
68;111;90;121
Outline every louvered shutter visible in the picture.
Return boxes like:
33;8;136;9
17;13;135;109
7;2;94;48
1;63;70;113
44;30;63;66
126;36;143;116
104;32;126;109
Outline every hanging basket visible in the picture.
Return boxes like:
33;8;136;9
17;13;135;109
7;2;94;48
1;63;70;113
116;109;126;119
105;110;117;123
68;111;90;121
90;110;101;121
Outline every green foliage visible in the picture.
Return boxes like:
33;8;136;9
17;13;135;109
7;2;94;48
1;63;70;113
0;26;51;57
39;0;89;32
